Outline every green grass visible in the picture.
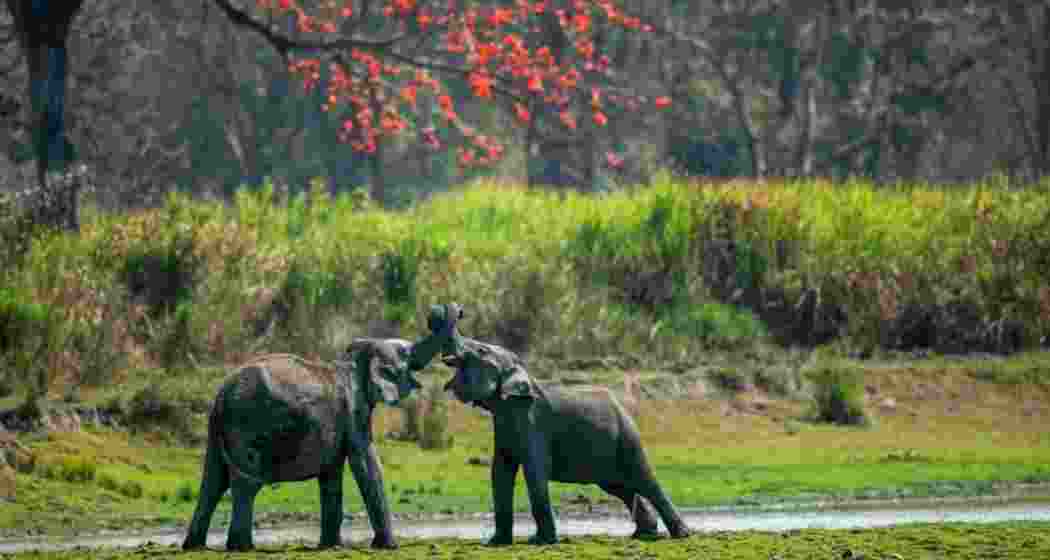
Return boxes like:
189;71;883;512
5;174;1050;391
6;356;1050;536
5;176;1050;538
8;523;1050;559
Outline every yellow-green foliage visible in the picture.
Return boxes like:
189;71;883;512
5;175;1050;389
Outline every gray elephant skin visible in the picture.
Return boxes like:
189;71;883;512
182;338;430;551
443;337;691;545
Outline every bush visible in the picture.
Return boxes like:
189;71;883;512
753;366;801;396
564;192;692;313
70;286;130;387
660;302;768;344
483;261;556;354
708;367;750;392
121;249;199;317
0;288;60;396
806;366;870;426
153;302;197;369
0;369;13;399
0;191;42;266
381;239;424;325
420;382;453;451
125;384;193;437
390;394;422;443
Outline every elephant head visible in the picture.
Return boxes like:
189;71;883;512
442;337;537;406
347;302;464;406
406;303;464;368
347;338;422;406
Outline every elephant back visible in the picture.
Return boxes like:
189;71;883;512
218;354;346;482
238;353;339;389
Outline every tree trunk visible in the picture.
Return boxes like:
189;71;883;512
1036;10;1050;177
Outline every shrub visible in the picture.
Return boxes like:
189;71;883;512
381;239;423;325
125;384;193;437
420;382;454;451
0;191;42;266
564;192;693;313
0;369;13;399
806;366;870;426
708;367;750;392
753;366;801;396
391;394;422;443
482;261;557;355
153;302;197;369
70;286;130;387
0;288;59;396
120;249;199;317
658;302;767;346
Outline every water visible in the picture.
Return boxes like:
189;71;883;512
3;500;1050;552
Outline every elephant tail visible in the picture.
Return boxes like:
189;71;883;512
210;382;268;486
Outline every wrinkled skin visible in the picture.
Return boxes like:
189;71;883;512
444;337;691;546
182;322;457;551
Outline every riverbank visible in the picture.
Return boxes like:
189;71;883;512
4;519;1050;559
4;350;1050;539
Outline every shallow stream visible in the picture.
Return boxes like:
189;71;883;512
3;498;1050;552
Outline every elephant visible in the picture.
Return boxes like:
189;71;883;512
182;305;462;551
442;335;691;545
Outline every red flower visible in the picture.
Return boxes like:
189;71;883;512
470;72;494;99
527;75;544;93
514;102;531;123
559;110;577;129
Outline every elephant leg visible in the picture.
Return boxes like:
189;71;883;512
521;442;556;545
318;465;345;548
598;483;659;538
634;477;691;539
226;476;263;551
487;451;519;546
182;440;230;550
349;443;397;549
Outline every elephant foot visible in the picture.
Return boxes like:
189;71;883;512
225;541;254;552
631;528;661;540
181;537;206;551
668;523;692;539
527;533;558;546
318;537;342;549
371;534;399;549
486;533;513;547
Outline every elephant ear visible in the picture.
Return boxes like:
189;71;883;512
500;366;536;400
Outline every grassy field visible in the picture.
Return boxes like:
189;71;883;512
4;174;1050;397
7;522;1050;560
3;176;1050;541
5;352;1050;537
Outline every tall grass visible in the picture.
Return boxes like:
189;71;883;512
3;174;1050;395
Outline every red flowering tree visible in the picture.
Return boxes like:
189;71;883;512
212;0;671;196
